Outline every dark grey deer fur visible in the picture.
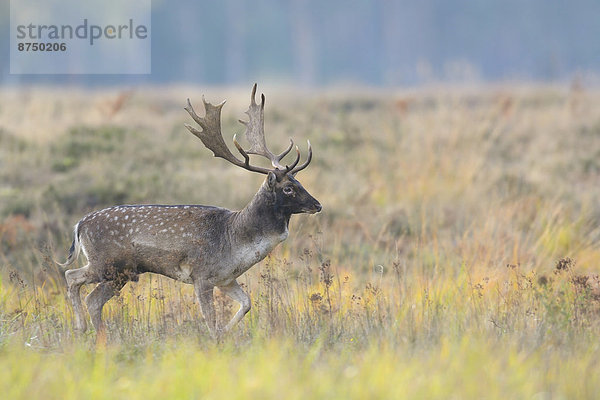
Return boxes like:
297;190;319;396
59;85;321;337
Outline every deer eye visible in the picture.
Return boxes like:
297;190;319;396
283;186;294;195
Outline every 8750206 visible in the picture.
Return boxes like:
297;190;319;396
18;42;67;52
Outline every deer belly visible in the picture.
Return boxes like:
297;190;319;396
131;241;193;283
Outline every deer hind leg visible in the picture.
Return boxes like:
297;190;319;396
193;279;218;338
65;265;97;333
85;280;126;334
219;280;251;332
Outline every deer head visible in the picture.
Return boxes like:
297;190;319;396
184;84;321;216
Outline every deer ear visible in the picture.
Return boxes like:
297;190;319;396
267;171;277;189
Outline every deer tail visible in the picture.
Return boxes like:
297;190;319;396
56;222;81;268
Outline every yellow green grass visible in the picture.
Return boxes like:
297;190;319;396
1;85;600;398
2;336;599;399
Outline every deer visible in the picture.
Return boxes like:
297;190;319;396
58;84;321;338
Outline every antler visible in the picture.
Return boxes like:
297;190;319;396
184;97;272;174
237;83;302;172
184;84;312;176
289;140;312;175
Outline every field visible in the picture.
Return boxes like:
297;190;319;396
1;84;600;398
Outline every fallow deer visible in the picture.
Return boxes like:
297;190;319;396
58;84;321;338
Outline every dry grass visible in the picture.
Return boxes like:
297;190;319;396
1;84;600;398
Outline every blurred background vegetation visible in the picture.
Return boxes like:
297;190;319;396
1;0;600;85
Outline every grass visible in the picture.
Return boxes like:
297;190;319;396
1;84;600;398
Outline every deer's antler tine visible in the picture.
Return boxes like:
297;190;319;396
275;138;294;162
290;140;312;175
285;146;301;173
184;98;206;129
183;123;201;137
233;134;251;164
250;83;257;106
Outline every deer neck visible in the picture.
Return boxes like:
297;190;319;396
232;183;290;244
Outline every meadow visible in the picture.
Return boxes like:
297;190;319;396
1;84;600;398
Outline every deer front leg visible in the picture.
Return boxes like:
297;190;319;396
193;279;218;338
219;280;251;332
